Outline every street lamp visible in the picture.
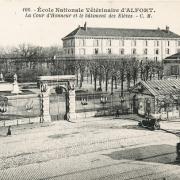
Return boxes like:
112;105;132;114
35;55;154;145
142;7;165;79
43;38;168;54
100;95;108;115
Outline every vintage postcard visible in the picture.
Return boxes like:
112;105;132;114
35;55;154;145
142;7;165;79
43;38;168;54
1;0;180;179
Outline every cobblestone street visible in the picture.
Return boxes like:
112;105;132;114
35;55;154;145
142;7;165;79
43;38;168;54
1;116;180;179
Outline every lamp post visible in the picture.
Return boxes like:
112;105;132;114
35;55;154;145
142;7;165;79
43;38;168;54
100;95;107;116
81;98;88;118
25;100;33;123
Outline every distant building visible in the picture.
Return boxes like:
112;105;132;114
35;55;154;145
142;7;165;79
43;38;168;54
163;52;180;78
131;79;180;120
62;23;180;61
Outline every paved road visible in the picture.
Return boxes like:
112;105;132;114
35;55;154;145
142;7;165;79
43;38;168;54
1;117;180;179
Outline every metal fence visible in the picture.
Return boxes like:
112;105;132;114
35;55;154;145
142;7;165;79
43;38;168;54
75;91;133;116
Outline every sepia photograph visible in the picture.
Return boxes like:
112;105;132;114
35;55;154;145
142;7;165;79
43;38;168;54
1;0;180;179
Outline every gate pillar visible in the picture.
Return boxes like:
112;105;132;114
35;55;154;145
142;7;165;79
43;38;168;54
40;83;51;122
67;82;76;121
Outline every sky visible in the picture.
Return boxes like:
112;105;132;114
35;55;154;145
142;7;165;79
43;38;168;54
0;0;180;47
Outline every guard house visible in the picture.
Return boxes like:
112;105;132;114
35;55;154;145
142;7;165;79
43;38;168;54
163;52;180;78
131;79;180;120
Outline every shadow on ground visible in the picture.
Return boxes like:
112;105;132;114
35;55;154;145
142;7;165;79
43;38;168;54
104;144;180;165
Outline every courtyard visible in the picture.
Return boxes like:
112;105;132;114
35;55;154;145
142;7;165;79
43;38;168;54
1;115;180;179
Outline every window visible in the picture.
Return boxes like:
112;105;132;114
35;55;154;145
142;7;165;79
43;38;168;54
167;41;170;46
68;49;70;54
71;40;74;46
155;49;159;55
107;48;111;54
71;48;74;54
94;48;99;55
79;39;85;46
63;41;67;47
154;40;159;46
120;48;124;55
119;39;124;46
178;41;180;46
144;48;148;55
171;65;179;75
79;48;85;55
154;57;158;61
93;39;99;47
106;39;111;46
144;40;148;46
132;48;136;55
166;48;170;54
177;49;180;53
132;40;136;46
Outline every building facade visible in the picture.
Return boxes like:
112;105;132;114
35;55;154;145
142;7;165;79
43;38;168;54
131;79;180;120
62;23;180;61
163;52;180;78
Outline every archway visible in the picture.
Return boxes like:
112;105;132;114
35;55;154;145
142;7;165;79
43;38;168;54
38;75;76;122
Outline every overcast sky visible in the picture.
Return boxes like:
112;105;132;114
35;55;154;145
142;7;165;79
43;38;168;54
0;0;180;47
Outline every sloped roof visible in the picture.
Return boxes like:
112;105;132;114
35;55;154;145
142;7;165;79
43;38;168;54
132;79;180;96
62;27;180;39
164;52;180;60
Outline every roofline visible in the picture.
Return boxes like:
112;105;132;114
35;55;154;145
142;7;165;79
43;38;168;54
62;35;180;41
62;26;180;40
130;81;156;96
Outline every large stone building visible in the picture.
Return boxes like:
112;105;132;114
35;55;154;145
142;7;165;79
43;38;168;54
62;23;180;61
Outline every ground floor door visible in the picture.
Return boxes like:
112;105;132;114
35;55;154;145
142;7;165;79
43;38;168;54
133;95;139;114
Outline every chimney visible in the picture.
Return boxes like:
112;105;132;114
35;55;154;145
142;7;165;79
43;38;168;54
78;25;80;28
84;22;87;31
166;26;169;32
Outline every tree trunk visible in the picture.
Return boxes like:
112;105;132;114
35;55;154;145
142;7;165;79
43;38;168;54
111;76;114;94
114;76;117;89
121;74;124;97
127;73;131;91
79;72;83;88
99;75;102;89
94;77;97;91
90;73;93;84
105;72;108;92
76;72;78;85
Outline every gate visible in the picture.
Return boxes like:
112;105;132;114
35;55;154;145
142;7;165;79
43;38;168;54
49;88;67;121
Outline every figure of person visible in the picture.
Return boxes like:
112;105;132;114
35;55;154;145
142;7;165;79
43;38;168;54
0;73;4;81
116;109;119;117
7;126;11;136
13;73;17;82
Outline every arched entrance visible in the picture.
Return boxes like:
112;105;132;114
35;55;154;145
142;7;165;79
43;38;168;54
38;75;76;122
